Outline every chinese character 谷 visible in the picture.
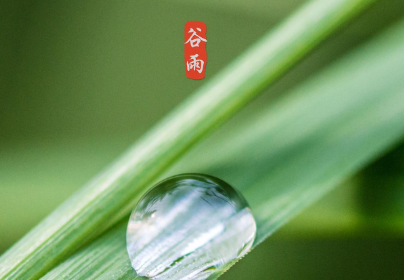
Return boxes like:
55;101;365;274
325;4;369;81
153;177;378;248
187;54;204;73
185;27;207;48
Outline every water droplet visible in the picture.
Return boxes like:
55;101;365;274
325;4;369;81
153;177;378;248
126;173;256;280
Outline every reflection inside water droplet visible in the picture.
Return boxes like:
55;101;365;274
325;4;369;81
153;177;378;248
126;173;256;280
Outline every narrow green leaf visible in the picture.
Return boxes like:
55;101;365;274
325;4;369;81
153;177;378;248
0;0;377;278
42;16;404;280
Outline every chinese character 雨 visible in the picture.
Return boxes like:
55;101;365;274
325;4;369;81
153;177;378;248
185;28;207;48
187;54;204;73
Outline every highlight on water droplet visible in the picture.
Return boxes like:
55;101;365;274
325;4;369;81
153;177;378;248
126;173;256;280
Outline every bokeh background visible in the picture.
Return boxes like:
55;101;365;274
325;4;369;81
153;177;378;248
1;0;404;279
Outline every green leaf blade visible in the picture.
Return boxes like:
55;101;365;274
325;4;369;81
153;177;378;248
42;15;404;280
0;0;378;278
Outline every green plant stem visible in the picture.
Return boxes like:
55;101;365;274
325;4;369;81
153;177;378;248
0;0;376;278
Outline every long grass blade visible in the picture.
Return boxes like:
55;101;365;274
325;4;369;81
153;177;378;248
42;16;404;280
0;0;377;278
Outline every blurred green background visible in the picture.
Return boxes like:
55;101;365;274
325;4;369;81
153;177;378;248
1;0;404;278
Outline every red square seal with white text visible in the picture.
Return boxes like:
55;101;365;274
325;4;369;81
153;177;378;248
184;21;207;80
